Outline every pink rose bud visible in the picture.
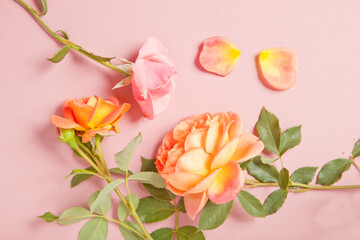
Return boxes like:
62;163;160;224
131;37;177;120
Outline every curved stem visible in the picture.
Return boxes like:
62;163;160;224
292;182;360;190
78;141;105;173
16;0;129;76
75;146;106;178
172;197;179;233
351;157;360;172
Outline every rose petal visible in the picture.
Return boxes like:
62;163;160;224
88;98;117;128
231;132;265;163
81;126;113;143
166;172;203;191
228;112;243;139
184;192;208;220
207;161;244;204
176;148;212;176
99;103;131;126
258;47;297;90
50;115;86;131
211;137;240;170
68;99;93;128
184;128;207;152
185;169;220;195
137;37;168;59
199;36;241;76
205;121;222;155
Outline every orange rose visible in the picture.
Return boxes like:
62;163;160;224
51;96;130;143
156;112;264;219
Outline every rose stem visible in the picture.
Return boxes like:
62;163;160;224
94;136;153;240
16;0;128;76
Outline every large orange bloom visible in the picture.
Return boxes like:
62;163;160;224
156;112;264;220
51;96;130;143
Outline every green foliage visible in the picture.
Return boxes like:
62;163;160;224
128;172;166;188
240;159;252;170
136;197;175;223
143;184;174;201
263;189;288;216
88;190;111;215
115;133;142;172
141;157;157;172
176;226;205;240
198;201;233;231
71;167;96;188
78;218;108;240
118;194;139;221
278;168;290;190
150;228;174;240
66;168;99;179
237;191;265;218
256;107;281;155
40;0;47;15
279;126;301;156
57;207;92;225
109;167;130;175
56;30;69;40
90;179;124;213
260;157;277;164
316;158;352;186
38;212;58;222
177;197;186;213
48;45;72;63
352;140;360;158
246;156;279;183
119;221;143;240
290;167;318;184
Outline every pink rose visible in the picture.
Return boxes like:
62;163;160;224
131;37;177;120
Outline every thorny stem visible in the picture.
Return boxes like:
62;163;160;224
16;0;129;76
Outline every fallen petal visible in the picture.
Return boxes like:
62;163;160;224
199;36;240;76
258;47;297;90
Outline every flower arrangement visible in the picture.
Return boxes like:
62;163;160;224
15;1;360;240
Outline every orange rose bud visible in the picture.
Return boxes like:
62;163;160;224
51;96;130;143
156;112;264;220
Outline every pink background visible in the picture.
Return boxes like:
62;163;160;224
2;0;360;239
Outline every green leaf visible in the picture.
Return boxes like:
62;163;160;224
90;179;124;213
316;158;352;186
141;157;157;172
118;194;139;221
352;139;360;158
256;107;281;155
88;190;112;215
71;167;96;188
278;168;290;190
65;168;99;179
115;133;142;172
290;167;318;184
279;125;301;156
78;218;108;240
260;157;278;164
246;156;279;183
109;167;131;175
263;189;288;216
56;30;69;39
57;207;92;225
198;201;233;231
48;45;72;63
177;197;186;213
128;172;166;188
38;212;58;222
240;159;253;170
176;226;205;240
119;221;143;240
237;191;265;218
40;0;47;15
151;228;174;240
136;197;175;223
143;184;174;201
